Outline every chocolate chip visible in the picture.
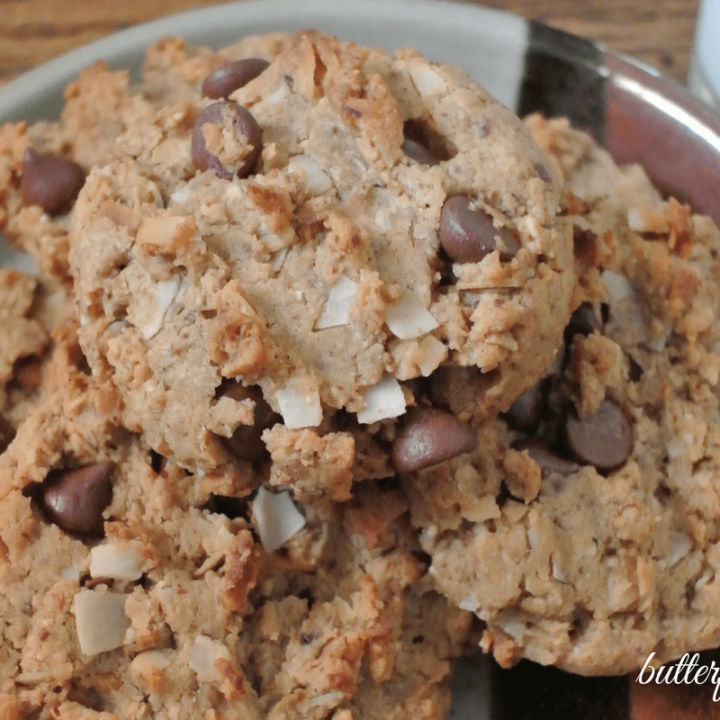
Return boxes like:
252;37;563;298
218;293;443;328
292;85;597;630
401;137;439;166
0;416;15;455
439;196;520;263
502;384;544;434
564;302;603;345
38;460;115;538
21;148;85;215
534;408;565;449
218;380;279;462
513;439;579;476
201;58;270;99
191;101;262;180
391;406;477;473
563;399;632;471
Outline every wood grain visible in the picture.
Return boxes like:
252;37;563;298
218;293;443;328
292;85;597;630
0;0;701;86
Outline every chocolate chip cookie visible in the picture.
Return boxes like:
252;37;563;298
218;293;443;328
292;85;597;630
0;33;290;283
0;326;475;716
69;31;576;478
0;266;77;453
402;114;720;675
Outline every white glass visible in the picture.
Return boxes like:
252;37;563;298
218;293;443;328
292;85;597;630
688;0;720;108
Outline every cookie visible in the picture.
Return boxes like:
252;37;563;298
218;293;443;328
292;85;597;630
0;328;475;717
69;31;576;479
401;114;720;675
0;267;77;451
0;34;290;283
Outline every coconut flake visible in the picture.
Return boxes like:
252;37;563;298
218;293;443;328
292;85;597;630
189;636;230;683
385;290;439;340
602;270;633;301
275;378;322;429
417;335;448;376
108;320;128;337
73;590;130;656
288;155;333;195
357;377;406;424
253;486;306;553
408;63;447;96
495;609;526;641
89;544;144;581
266;85;289;107
551;558;568;584
59;565;81;582
271;248;288;273
170;186;191;205
668;532;692;566
458;597;480;613
141;275;181;340
315;275;358;330
627;208;646;232
131;650;171;683
601;270;648;344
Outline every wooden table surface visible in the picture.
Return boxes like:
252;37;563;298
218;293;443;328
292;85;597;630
0;0;702;87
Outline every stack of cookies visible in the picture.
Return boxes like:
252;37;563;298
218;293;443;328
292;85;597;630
1;29;719;719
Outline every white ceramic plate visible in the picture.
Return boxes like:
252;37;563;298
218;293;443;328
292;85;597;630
2;2;720;716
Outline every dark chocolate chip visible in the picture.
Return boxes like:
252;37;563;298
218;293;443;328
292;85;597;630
439;196;520;263
534;408;565;449
563;399;632;471
201;58;270;99
564;302;603;345
21;148;85;216
513;439;579;476
218;380;280;463
502;384;544;434
401;137;439;166
391;406;477;473
191;101;262;180
38;460;115;538
0;416;15;455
